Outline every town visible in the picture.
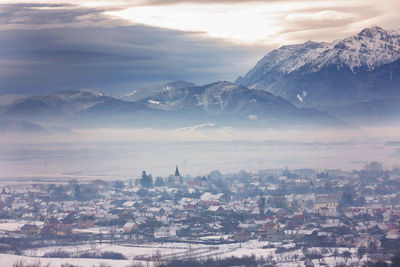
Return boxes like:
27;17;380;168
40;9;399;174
0;162;399;267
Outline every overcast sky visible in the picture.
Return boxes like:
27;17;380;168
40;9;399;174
0;0;399;95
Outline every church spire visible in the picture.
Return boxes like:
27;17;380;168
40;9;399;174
175;165;180;176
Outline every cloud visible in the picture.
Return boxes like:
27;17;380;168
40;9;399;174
0;3;129;30
100;0;400;46
285;10;356;23
0;1;399;95
3;1;399;44
0;4;267;95
0;3;99;24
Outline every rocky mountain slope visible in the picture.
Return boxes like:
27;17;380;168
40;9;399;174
237;26;400;108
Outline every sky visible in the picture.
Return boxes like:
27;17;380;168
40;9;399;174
0;0;399;95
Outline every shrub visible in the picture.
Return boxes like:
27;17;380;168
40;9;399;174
78;251;126;260
100;251;126;260
164;255;267;267
13;260;51;267
43;250;71;258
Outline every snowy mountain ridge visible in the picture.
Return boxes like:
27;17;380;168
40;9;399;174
1;82;347;128
243;26;400;81
142;81;283;113
236;26;400;108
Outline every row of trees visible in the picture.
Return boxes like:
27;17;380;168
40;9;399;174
140;170;166;187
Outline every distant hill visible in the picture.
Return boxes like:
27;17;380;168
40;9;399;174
139;81;345;128
0;82;346;129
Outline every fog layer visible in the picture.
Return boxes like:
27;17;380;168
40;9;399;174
1;126;399;179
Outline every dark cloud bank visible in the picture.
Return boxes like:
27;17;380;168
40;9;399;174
0;3;266;95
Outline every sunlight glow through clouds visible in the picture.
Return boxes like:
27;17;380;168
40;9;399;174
105;4;283;43
104;2;352;44
285;10;356;23
2;0;400;45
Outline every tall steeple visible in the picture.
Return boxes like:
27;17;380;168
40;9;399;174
174;165;181;186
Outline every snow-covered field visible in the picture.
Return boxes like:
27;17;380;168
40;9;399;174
0;239;363;267
0;253;136;267
0;220;44;235
0;220;27;232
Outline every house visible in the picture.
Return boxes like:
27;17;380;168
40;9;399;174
354;236;381;248
154;226;170;239
41;218;58;236
314;195;339;214
201;192;224;202
186;181;200;188
258;222;283;241
57;224;72;236
208;206;224;213
77;217;95;229
61;213;76;227
149;207;165;216
20;223;41;235
234;229;251;242
386;231;400;240
122;201;135;207
12;199;28;210
123;222;137;233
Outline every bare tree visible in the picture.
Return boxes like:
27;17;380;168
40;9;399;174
152;250;165;267
342;250;352;263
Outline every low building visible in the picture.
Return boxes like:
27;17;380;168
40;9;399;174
123;222;137;233
314;195;339;214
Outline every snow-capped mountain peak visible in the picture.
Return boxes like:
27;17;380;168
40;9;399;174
329;26;400;72
239;26;400;82
236;26;400;108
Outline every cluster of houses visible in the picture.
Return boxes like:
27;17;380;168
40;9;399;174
0;164;399;263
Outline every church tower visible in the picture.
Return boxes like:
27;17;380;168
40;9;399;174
174;165;181;185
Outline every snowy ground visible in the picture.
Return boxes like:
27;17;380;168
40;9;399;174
22;239;274;260
0;220;44;232
0;253;137;267
0;239;364;267
0;220;27;232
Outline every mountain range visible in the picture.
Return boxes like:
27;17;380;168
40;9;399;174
0;82;344;130
1;26;400;131
236;26;400;110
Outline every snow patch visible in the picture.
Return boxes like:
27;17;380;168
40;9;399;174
297;94;303;102
163;85;172;91
175;123;216;131
148;100;161;105
125;90;137;97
